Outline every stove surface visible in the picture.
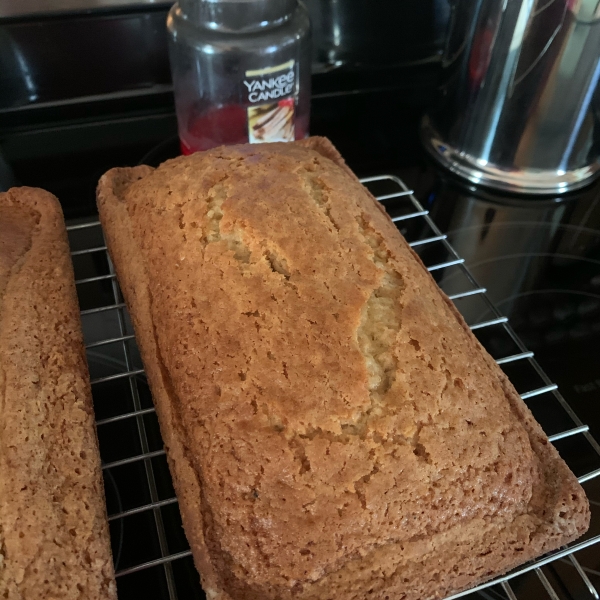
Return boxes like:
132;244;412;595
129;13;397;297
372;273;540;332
403;163;600;446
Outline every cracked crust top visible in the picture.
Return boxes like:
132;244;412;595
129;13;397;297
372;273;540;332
97;138;589;600
0;188;116;600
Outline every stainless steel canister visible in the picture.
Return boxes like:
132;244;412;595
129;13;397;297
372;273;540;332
422;0;600;194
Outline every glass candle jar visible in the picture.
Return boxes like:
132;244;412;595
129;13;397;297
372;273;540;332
167;0;311;154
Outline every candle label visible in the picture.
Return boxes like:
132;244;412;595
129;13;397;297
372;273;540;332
243;60;297;143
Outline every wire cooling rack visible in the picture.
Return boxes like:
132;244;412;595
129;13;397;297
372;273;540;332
66;174;600;600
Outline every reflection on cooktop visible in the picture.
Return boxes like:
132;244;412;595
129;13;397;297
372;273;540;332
408;165;600;453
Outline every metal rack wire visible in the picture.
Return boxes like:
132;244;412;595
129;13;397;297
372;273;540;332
67;174;600;600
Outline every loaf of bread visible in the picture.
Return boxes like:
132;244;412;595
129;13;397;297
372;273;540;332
0;188;116;599
97;138;589;600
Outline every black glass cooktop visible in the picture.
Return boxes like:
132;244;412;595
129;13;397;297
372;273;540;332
402;164;600;446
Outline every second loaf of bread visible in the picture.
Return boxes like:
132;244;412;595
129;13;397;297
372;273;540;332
0;187;116;599
97;138;589;600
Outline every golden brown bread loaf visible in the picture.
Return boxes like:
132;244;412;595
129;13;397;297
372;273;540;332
97;138;589;600
0;188;116;600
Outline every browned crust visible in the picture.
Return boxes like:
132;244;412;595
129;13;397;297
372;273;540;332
0;188;117;600
294;137;590;597
97;139;589;600
96;167;226;599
